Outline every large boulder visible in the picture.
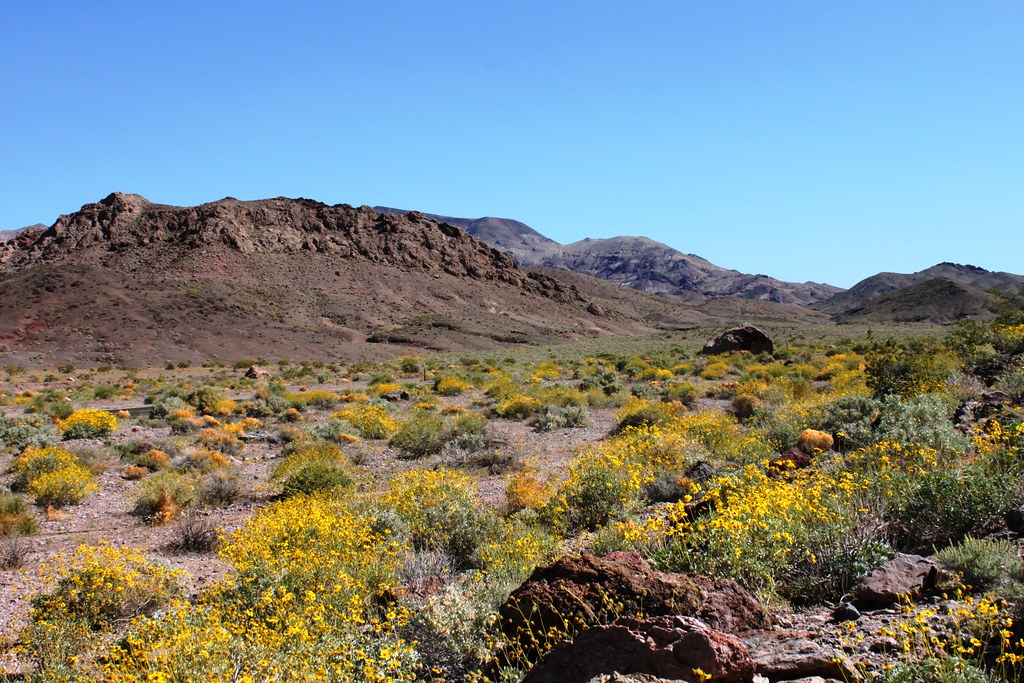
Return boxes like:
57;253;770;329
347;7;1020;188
851;553;941;609
701;326;774;356
523;615;755;683
243;364;271;379
499;552;769;664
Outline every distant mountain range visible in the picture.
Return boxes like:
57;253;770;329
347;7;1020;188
4;197;1021;368
375;208;1024;323
376;208;841;306
4;194;811;366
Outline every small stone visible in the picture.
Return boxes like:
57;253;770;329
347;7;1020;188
831;603;860;623
1006;506;1024;534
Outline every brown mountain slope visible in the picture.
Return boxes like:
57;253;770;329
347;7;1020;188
817;263;1024;322
0;194;653;366
834;277;991;324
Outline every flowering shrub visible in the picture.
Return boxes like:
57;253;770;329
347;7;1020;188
58;409;118;440
12;445;97;507
435;376;471;396
272;441;353;498
28;543;184;631
382;469;492;568
333;404;398;439
494;394;543;420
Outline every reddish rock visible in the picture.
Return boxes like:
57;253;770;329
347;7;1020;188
767;448;813;473
499;552;769;664
742;630;860;682
851;553;941;608
522;615;755;683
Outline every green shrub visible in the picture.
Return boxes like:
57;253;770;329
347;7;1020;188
147;395;190;419
198;470;243;507
663;382;699;407
390;412;450;459
0;415;56;451
272;441;351;493
876;394;970;454
28;390;74;420
133;471;196;525
0;492;40;535
451;412;488;452
813;395;882;451
885;465;1016;549
865;338;959;398
937;536;1022;592
533;405;589;432
279;463;354;499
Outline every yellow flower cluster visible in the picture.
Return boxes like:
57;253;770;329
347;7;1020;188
58;409;119;439
333;404;399;439
13;445;97;507
435;376;471;396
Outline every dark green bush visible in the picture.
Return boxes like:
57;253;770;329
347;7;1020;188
865;338;958;398
0;415;56;451
885;465;1016;549
390;412;450;459
937;536;1022;592
279;463;354;499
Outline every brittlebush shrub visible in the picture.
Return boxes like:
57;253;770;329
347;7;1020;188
272;441;353;499
58;409;118;440
28;543;184;632
494;394;543;420
25;499;417;682
12;446;97;507
332;404;398;439
614;398;684;432
435;376;471;396
382;469;494;568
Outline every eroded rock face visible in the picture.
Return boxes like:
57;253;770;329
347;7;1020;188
1;193;584;303
851;553;941;608
523;615;755;683
700;326;774;356
499;552;770;664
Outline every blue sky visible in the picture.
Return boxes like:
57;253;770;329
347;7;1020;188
2;1;1021;288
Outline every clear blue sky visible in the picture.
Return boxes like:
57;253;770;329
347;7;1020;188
3;1;1021;288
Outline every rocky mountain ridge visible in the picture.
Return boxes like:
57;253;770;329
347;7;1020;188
375;207;842;306
1;194;665;366
817;262;1024;323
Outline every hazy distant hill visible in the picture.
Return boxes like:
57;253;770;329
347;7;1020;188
816;263;1024;322
376;208;842;305
0;224;44;243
